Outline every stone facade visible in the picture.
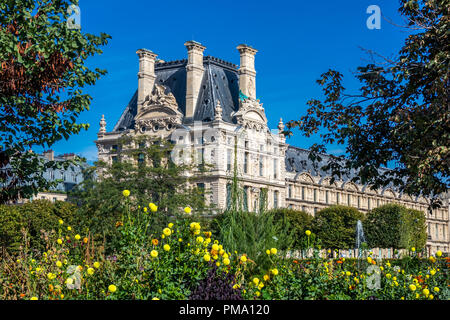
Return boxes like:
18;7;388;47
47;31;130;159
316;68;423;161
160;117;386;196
95;41;449;255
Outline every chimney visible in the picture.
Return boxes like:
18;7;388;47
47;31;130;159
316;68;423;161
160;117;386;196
237;44;258;99
184;41;206;119
136;49;158;114
43;150;54;161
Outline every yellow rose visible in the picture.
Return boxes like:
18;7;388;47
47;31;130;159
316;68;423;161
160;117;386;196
252;278;260;286
271;268;279;276
93;262;100;269
423;288;430;296
58;219;64;225
203;254;211;262
56;261;62;268
87;268;94;275
433;287;439;293
240;255;247;262
122;190;130;197
184;207;192;214
149;203;158;212
270;248;277;255
223;258;230;265
30;297;38;300
163;244;170;252
409;284;416;291
305;230;311;236
75;234;81;240
163;228;171;236
151;250;158;258
108;284;117;293
436;250;442;257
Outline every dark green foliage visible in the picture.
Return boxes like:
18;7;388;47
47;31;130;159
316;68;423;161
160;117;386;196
0;200;77;255
68;136;209;253
285;0;449;209
312;205;365;250
0;0;110;204
364;203;427;249
270;208;313;249
189;264;242;300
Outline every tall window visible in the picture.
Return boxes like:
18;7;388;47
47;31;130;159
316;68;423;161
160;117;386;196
273;190;279;208
436;224;439;239
302;186;305;200
288;185;292;198
227;149;232;172
337;192;340;204
226;184;232;208
348;194;351;206
326;190;329;204
357;196;361;208
243;186;249;211
244;152;249;174
259;156;264;176
273;158;278;179
197;183;205;200
313;189;317;202
368;198;371;210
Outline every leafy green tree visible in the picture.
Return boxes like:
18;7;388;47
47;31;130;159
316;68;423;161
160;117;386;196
270;208;313;250
0;0;110;204
0;199;77;255
312;205;364;250
285;0;449;209
68;136;209;252
364;203;427;250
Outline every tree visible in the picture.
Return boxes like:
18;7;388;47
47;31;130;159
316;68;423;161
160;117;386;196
68;136;209;251
285;0;449;209
0;0;111;204
270;208;313;250
312;205;364;249
364;203;427;250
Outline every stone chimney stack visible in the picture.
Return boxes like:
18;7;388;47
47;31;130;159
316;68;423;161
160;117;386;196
184;41;206;119
136;49;158;114
43;150;54;161
237;44;258;99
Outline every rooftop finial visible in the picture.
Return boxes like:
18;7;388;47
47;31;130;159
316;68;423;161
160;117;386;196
214;100;223;121
277;118;284;132
99;114;106;133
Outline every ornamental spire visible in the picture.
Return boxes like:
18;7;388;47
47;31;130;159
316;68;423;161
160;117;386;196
99;114;106;133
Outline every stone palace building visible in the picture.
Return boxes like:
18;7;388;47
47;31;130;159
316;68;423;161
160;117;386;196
95;41;449;254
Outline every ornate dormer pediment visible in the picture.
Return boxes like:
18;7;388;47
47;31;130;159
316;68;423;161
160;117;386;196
232;94;268;132
135;84;183;133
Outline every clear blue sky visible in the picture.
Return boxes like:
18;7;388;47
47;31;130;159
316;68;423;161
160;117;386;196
46;0;410;162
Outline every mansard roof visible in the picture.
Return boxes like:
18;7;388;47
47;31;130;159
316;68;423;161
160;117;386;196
112;56;239;132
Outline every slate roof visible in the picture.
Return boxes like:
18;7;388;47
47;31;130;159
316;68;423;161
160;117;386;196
112;56;239;132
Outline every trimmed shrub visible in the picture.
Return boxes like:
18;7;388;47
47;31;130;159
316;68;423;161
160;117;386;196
364;203;427;250
270;208;313;249
312;205;365;250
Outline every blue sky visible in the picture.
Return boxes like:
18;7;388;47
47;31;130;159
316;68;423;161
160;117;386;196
46;0;410;162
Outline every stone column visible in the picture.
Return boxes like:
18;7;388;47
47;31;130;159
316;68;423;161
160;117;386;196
184;40;206;119
136;48;158;114
237;44;258;99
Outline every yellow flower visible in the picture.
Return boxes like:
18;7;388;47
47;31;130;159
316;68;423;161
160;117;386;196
255;291;260;297
411;247;415;252
415;293;420;299
163;244;170;252
58;219;64;225
433;287;439;293
345;271;351;276
305;230;311;236
87;268;94;275
152;297;160;300
184;207;192;214
409;284;416;291
428;294;434;300
212;244;219;251
400;297;404;300
385;262;391;268
386;273;391;279
367;257;373;264
258;283;264;289
67;226;72;231
178;238;183;242
223;258;230;265
57;238;63;245
430;269;436;276
436;250;442;257
429;256;436;263
30;297;38;300
168;223;174;228
203;254;211;262
253;278;260;286
47;273;55;280
216;262;221;267
108;284;117;293
196;236;204;243
423;288;430;296
93;261;100;269
270;248;277;255
240;255;247;262
151;250;158;258
163;228;171;236
83;237;88;244
56;261;62;268
149;203;158;212
143;207;148;213
75;234;81;240
65;278;74;285
266;249;271;255
264;274;270;281
232;284;240;289
271;268;279;276
122;190;130;197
